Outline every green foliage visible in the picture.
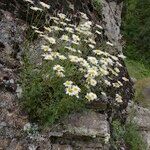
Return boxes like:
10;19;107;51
111;120;146;150
125;122;146;150
112;120;125;141
123;0;150;65
22;55;85;125
111;120;125;149
92;0;102;11
125;59;150;108
134;77;150;108
125;59;150;80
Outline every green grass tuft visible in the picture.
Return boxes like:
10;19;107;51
111;120;146;150
125;59;150;80
21;52;85;126
125;59;150;108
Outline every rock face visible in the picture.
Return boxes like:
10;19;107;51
0;0;133;150
0;0;123;52
50;111;110;150
0;10;27;150
101;0;123;51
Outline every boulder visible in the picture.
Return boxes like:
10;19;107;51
49;111;110;149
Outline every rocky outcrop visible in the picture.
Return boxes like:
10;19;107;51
50;111;110;150
0;7;109;150
0;0;134;149
0;10;27;150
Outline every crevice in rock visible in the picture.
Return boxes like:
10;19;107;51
0;42;5;50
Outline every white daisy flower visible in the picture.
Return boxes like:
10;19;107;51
68;55;80;63
53;65;64;72
88;38;96;44
95;30;102;35
42;36;56;44
72;34;80;42
101;92;107;97
60;35;69;41
66;87;74;96
80;12;88;20
65;27;74;33
58;54;67;60
85;68;99;78
60;21;67;26
58;13;66;19
112;83;120;88
87;56;98;65
65;85;81;98
104;133;110;143
41;45;52;52
106;58;114;65
65;47;76;52
93;50;103;55
39;1;50;9
63;81;73;87
111;55;119;61
83;21;92;28
122;77;129;81
114;67;120;73
118;54;126;59
30;6;43;11
88;44;95;49
71;41;80;45
106;41;114;46
44;26;52;32
99;68;109;76
34;30;43;34
96;24;103;29
51;26;63;31
85;92;97;101
43;54;54;60
51;52;59;58
87;78;97;86
79;59;90;68
117;81;123;86
24;0;34;4
50;17;59;21
56;71;65;77
115;94;123;103
104;80;111;86
72;85;81;95
31;26;38;30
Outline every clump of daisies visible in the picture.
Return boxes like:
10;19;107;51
23;1;129;124
27;1;128;104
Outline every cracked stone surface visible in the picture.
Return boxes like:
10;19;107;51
49;111;110;150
